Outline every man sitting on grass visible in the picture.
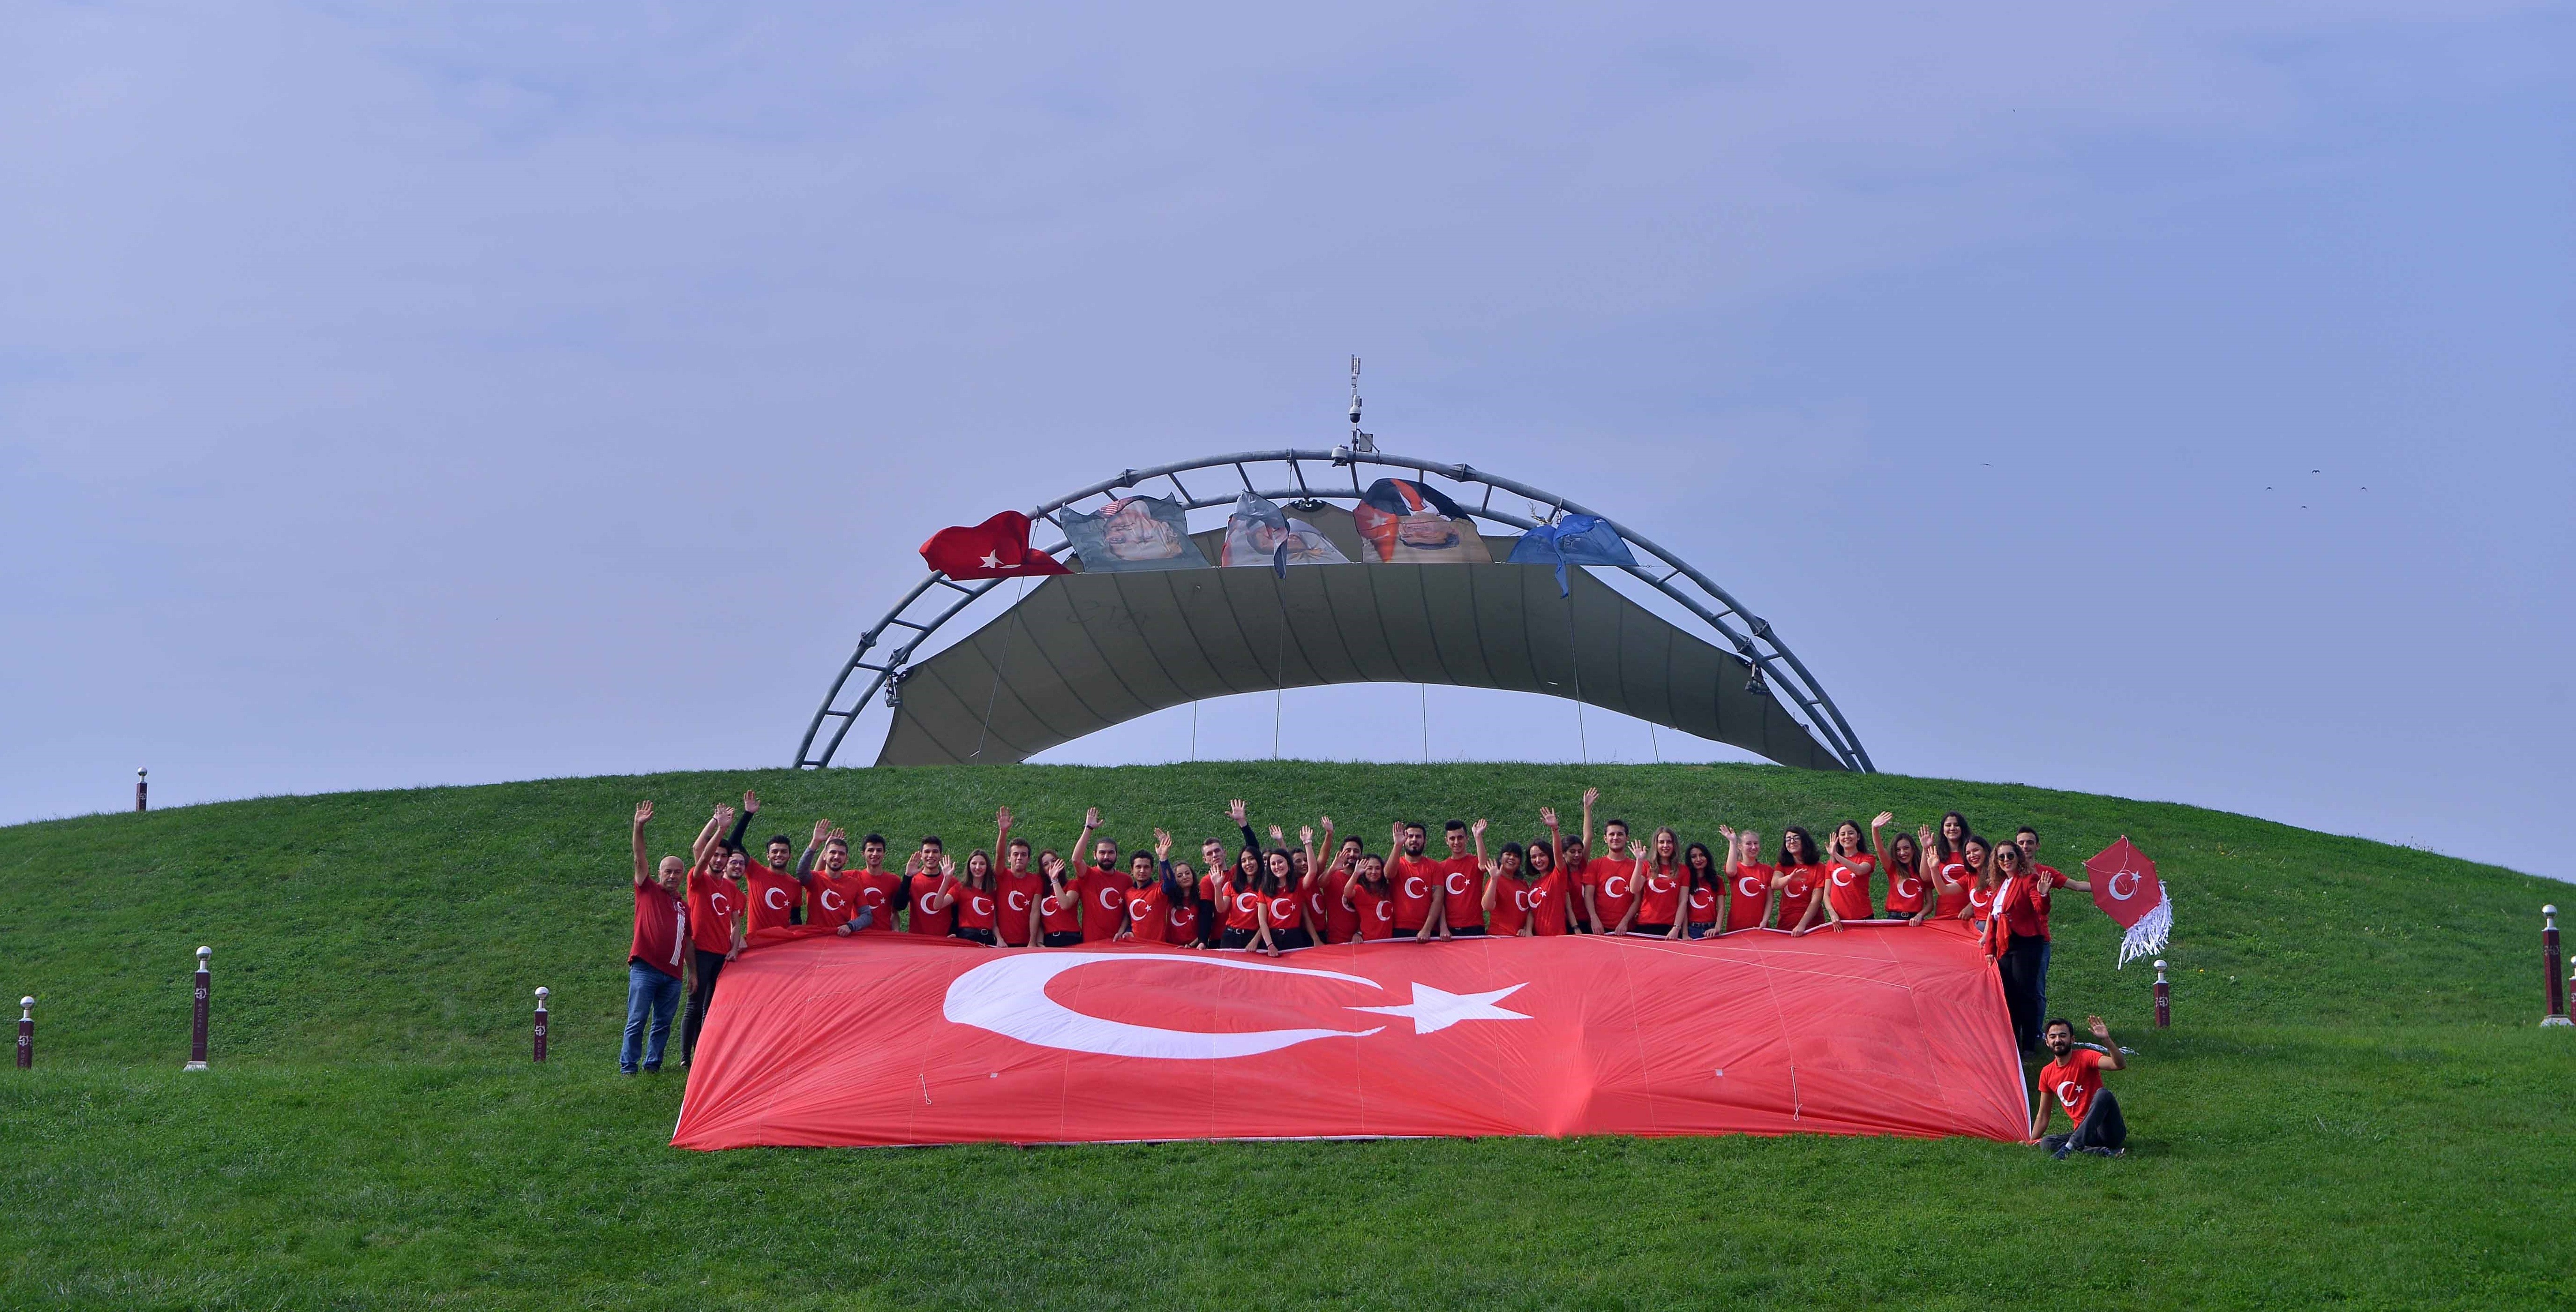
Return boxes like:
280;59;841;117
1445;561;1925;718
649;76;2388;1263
2034;1015;2129;1158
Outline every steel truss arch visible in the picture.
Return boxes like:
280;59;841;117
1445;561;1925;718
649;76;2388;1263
796;448;1873;772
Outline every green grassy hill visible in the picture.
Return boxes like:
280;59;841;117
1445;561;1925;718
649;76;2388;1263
2;762;2570;1310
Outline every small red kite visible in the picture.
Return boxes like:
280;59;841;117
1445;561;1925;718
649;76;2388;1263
2084;837;2170;967
920;511;1071;580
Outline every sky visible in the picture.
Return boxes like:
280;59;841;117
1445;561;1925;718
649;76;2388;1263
5;3;2569;878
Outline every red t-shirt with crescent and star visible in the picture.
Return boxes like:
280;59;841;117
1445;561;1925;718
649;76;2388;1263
1825;854;1877;922
1934;859;1974;919
1039;881;1083;936
853;870;904;934
1528;869;1572;935
904;876;954;937
631;881;687;978
1774;863;1822;928
1637;865;1683;927
1315;866;1359;944
996;870;1044;945
1883;861;1927;917
1266;884;1305;933
1074;866;1126;943
806;870;865;930
1123;881;1170;943
1488;873;1533;935
745;862;804;934
685;867;740;955
1438;855;1485;930
1348;880;1395;940
1221;875;1263;934
1589;851;1642;929
1725;862;1776;931
1164;889;1200;944
1388;855;1440;932
2040;1047;2105;1126
950;880;997;933
1685;877;1718;927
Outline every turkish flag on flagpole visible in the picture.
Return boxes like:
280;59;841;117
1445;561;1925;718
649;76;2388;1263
672;930;2029;1149
919;511;1072;580
2084;837;2171;967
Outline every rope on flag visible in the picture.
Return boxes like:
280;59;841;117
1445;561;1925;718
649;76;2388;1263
2084;837;2170;968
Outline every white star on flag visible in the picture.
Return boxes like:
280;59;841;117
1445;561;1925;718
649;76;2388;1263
979;550;1004;569
1347;982;1530;1035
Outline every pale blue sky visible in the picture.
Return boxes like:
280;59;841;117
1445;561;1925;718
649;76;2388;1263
5;3;2568;877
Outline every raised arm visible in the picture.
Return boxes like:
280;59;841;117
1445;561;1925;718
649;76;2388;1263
1074;806;1101;866
996;805;1014;866
691;806;728;867
1231;799;1259;856
1579;787;1599;851
724;790;758;853
631;801;655;888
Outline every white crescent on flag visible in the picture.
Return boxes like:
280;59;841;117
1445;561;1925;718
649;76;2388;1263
2109;871;2141;901
943;952;1387;1059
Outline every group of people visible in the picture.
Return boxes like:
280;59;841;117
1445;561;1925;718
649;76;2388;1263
624;788;2097;1061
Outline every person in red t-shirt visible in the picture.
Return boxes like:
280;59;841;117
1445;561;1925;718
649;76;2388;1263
1957;834;1998;936
1432;819;1487;938
1061;806;1128;944
1682;841;1721;938
1117;844;1171;944
945;849;1003;946
2015;825;2088;1023
1036;851;1086;946
711;790;807;933
803;823;872;935
1777;826;1829;935
1876;817;1930;926
1524;829;1571;936
1816;815;1882;932
1340;854;1396;942
991;808;1044;948
1712;826;1770;932
1304;825;1359;946
1217;843;1267;950
2035;1015;2129;1157
1482;840;1534;936
1632;825;1685;938
677;808;751;1070
902;844;958;937
623;801;692;1075
835;834;900;935
1386;820;1442;940
1557;787;1602;932
1587;814;1646;935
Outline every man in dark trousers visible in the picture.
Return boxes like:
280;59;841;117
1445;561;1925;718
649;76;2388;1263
2034;1015;2129;1158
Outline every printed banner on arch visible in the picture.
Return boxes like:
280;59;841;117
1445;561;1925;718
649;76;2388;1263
672;928;2028;1149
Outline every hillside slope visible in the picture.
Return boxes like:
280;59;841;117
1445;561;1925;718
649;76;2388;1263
1;762;2569;1311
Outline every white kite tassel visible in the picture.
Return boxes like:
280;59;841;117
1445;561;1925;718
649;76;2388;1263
2117;890;2172;969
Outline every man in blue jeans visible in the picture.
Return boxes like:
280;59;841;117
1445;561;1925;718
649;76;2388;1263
622;800;698;1074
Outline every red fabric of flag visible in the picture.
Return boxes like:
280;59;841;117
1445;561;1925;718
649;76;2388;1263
672;927;2028;1149
919;511;1071;580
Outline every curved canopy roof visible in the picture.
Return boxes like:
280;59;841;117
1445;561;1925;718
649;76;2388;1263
876;561;1846;771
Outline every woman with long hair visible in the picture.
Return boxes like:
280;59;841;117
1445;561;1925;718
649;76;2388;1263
1634;825;1686;939
1816;816;1881;930
1779;825;1828;934
1934;811;1972;870
1482;841;1535;937
1262;840;1311;952
1960;836;1999;939
1526;821;1570;936
1717;826;1778;932
1878;819;1930;926
947;849;1001;946
1036;850;1085;947
1682;841;1721;938
1922;825;1974;923
1341;853;1396;942
1217;842;1265;951
1987;841;2050;1048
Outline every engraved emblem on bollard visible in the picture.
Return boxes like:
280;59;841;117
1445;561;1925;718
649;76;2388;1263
185;945;212;1071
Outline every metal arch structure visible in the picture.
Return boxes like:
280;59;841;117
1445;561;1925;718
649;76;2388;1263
795;448;1875;773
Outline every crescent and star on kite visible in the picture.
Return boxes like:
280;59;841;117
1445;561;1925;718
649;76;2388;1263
942;951;1530;1060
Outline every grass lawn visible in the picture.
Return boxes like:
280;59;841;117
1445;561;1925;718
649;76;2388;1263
2;762;2570;1309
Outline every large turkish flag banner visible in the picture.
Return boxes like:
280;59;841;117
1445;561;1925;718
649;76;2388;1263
672;928;2028;1149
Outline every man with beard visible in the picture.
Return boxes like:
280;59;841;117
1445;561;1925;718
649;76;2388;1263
2034;1016;2130;1158
1386;820;1443;940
